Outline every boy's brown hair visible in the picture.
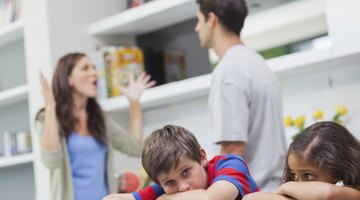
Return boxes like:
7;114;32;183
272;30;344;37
141;125;202;184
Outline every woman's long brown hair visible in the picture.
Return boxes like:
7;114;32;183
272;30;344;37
52;53;106;144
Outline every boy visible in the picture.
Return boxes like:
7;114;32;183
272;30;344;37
103;125;259;200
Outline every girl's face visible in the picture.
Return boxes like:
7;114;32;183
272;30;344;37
288;153;336;183
68;56;98;98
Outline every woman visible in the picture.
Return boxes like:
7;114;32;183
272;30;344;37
35;52;155;200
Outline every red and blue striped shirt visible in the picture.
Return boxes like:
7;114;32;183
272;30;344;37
132;154;259;200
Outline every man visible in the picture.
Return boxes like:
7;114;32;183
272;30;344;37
195;0;287;192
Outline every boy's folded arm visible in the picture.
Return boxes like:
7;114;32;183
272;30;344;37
102;193;135;200
157;180;239;200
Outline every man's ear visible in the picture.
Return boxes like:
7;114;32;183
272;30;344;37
200;148;209;167
207;12;218;28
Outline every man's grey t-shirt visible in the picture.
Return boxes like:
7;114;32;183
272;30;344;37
209;44;287;191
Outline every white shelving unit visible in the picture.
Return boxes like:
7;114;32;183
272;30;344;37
0;14;34;200
243;0;327;51
0;20;24;47
100;46;360;113
0;84;28;108
0;153;33;168
89;0;196;36
100;74;211;112
91;0;328;113
89;0;327;51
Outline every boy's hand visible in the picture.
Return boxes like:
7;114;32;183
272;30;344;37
102;193;135;200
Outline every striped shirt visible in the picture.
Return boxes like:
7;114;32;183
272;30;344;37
132;154;259;200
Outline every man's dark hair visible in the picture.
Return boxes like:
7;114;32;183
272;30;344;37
196;0;248;35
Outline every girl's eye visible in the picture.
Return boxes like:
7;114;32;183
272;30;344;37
304;173;315;181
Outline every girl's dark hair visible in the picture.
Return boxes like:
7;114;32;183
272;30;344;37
283;121;360;188
52;53;106;144
196;0;248;35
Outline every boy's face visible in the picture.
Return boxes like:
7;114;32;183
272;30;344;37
288;153;336;183
156;149;209;194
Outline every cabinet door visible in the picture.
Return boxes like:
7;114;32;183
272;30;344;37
326;0;360;57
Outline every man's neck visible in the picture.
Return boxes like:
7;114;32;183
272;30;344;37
213;33;242;59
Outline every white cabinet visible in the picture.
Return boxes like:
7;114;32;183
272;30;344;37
326;0;360;57
89;0;360;115
0;20;35;200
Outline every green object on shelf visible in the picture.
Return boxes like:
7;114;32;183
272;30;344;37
259;45;288;59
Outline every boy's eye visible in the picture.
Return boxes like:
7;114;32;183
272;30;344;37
181;168;190;177
165;180;175;186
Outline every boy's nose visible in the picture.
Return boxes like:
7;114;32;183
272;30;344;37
178;182;190;192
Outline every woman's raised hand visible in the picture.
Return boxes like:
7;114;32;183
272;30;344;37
39;71;56;106
120;72;156;102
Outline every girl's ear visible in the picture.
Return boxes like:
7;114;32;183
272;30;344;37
200;148;209;167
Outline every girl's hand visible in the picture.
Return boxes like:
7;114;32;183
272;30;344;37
120;72;156;102
39;71;56;106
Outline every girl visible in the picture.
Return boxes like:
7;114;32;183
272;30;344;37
35;53;155;200
244;121;360;200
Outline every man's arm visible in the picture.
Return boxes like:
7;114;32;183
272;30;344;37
277;181;360;200
220;141;246;157
102;193;135;200
157;180;239;200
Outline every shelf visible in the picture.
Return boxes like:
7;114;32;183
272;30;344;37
0;85;28;108
100;74;211;112
89;0;196;36
100;47;360;113
268;47;332;77
89;0;326;51
0;153;33;168
0;20;24;47
269;47;360;78
243;0;326;51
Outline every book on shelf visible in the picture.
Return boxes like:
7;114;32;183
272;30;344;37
0;0;23;28
163;48;187;82
127;0;154;9
95;46;145;100
0;130;32;157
